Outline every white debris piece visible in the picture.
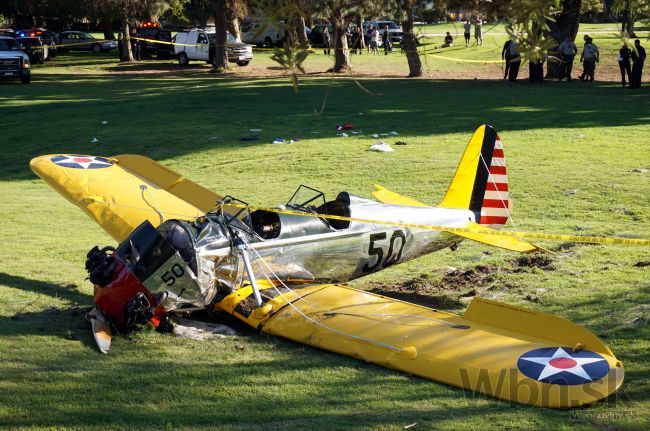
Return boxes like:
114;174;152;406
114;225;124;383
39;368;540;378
370;141;394;152
172;318;237;341
371;133;379;138
91;137;99;143
389;131;399;135
101;121;108;125
272;138;285;144
249;128;262;132
337;132;349;137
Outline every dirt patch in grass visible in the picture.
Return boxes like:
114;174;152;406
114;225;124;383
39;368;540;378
367;254;556;309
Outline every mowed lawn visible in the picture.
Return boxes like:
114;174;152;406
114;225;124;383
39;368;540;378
0;63;649;430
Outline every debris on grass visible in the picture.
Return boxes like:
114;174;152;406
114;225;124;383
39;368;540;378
634;261;650;267
630;168;647;173
564;189;579;196
172;317;237;340
370;141;394;152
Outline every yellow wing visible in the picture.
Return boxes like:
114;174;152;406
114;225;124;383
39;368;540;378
217;283;623;408
30;154;221;241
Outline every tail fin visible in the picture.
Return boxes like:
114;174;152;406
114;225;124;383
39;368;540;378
439;125;510;229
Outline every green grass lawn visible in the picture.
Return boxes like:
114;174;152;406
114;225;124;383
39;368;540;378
0;51;649;430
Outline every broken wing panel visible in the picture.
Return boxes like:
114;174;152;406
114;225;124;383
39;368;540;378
258;284;623;408
30;155;208;241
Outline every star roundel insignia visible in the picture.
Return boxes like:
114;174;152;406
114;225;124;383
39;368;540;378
50;155;113;169
517;347;610;385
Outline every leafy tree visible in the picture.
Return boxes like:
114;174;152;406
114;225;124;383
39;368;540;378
611;0;648;37
545;0;581;78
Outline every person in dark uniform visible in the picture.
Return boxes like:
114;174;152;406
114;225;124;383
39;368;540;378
618;43;632;87
322;26;331;55
508;40;521;82
631;39;646;88
382;24;392;55
502;39;512;79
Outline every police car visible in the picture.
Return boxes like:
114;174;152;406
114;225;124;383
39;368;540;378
0;35;31;84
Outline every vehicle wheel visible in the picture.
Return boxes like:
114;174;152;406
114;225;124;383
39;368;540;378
91;44;102;53
178;52;190;66
21;75;31;84
236;61;249;67
264;37;273;48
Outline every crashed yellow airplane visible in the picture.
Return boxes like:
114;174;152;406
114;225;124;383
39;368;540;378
30;125;624;409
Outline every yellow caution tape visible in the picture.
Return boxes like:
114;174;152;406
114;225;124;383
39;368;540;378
225;203;650;246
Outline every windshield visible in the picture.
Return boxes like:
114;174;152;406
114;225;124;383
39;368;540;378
378;22;399;29
207;33;237;44
138;28;158;37
82;33;94;39
0;39;21;51
18;38;40;47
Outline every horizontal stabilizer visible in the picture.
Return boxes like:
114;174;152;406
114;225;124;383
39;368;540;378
448;222;541;253
372;184;427;207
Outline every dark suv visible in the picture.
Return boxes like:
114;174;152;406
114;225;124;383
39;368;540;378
0;36;31;83
135;22;173;59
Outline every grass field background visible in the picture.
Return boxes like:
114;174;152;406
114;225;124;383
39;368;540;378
0;24;649;430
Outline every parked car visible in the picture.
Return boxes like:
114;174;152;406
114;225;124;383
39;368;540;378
174;29;253;67
0;36;30;83
135;22;173;59
362;20;403;44
58;31;117;53
15;37;48;63
14;28;58;57
241;20;286;47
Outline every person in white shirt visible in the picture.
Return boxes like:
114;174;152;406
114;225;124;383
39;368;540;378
557;36;577;81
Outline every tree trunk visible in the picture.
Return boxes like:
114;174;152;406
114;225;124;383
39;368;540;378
212;0;229;72
401;0;422;77
120;17;134;62
332;8;350;72
101;14;115;40
296;16;309;49
621;9;636;37
546;0;581;79
227;17;241;41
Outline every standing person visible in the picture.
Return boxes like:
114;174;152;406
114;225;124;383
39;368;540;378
382;24;392;55
631;39;646;88
370;26;380;55
618;43;633;87
463;19;471;47
579;37;599;82
508;40;521;82
502;39;512;79
130;29;140;61
474;18;483;46
322;26;331;55
558;36;577;81
351;26;362;55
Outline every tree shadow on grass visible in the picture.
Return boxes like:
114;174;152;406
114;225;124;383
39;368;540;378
1;73;648;181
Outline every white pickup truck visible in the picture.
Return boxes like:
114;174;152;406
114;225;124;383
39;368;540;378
173;29;253;67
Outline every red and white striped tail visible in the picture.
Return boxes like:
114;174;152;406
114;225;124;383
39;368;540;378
479;136;510;229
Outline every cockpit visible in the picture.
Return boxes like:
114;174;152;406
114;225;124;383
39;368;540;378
247;185;351;240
